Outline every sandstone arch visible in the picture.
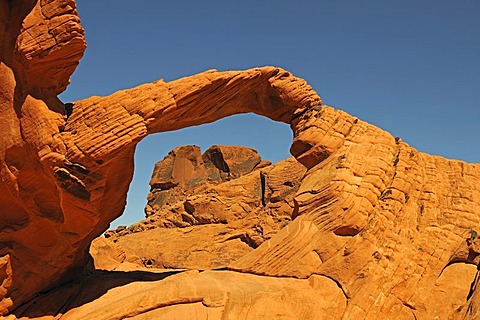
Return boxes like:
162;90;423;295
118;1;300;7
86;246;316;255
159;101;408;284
0;0;323;312
2;1;480;319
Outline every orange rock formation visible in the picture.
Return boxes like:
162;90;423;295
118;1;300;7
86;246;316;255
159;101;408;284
1;0;480;319
101;145;304;270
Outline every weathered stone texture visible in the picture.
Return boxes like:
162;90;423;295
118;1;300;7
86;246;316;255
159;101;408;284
102;145;305;269
1;0;480;319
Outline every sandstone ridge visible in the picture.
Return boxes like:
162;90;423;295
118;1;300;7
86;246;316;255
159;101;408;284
1;1;480;319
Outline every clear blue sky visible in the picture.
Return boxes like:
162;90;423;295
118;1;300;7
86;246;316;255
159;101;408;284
59;0;480;228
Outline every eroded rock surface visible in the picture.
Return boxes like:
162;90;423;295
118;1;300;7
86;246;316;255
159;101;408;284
1;0;480;319
0;0;319;313
7;270;347;320
144;144;266;227
101;145;305;269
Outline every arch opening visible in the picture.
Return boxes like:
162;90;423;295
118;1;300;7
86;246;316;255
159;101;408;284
95;113;308;271
117;113;294;228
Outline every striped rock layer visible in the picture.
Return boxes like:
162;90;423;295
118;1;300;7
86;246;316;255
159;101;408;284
1;1;480;319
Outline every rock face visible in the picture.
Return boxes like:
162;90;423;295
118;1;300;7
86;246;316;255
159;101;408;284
9;269;348;320
102;145;305;269
2;1;480;319
145;144;266;227
0;0;87;313
0;0;319;314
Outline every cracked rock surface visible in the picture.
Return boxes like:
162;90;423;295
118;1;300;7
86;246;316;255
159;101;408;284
1;0;480;319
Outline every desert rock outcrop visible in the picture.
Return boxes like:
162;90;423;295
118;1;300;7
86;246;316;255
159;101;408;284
0;0;319;314
102;145;305;269
1;0;480;319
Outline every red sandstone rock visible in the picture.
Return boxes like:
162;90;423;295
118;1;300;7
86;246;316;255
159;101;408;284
140;145;300;231
145;145;263;218
7;270;348;320
101;146;305;269
2;1;480;319
0;0;86;313
0;0;319;313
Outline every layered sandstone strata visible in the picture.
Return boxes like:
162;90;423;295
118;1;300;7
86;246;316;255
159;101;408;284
1;0;480;319
0;0;319;313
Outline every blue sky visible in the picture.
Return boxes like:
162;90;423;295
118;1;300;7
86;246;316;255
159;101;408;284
60;0;480;228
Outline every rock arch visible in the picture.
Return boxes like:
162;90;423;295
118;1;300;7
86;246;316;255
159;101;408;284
0;0;325;311
2;1;480;318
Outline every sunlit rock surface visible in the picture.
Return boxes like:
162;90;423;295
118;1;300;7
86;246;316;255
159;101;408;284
101;145;305;269
1;0;480;319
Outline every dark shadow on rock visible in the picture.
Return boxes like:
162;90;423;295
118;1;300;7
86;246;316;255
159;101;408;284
9;268;183;318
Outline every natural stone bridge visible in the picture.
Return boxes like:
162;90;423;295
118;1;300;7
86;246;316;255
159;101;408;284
1;1;480;318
